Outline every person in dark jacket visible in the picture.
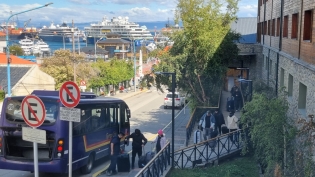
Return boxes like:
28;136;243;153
106;132;125;176
213;109;225;135
125;129;147;169
234;88;242;111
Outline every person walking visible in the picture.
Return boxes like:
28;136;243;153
199;110;216;141
226;112;239;143
125;129;148;169
106;132;125;176
152;129;167;153
213;109;225;135
234;88;242;111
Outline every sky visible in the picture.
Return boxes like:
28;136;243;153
0;0;257;25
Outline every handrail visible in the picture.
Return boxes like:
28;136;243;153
185;109;196;146
135;142;171;177
174;129;246;169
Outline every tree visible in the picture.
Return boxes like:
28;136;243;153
89;59;134;88
240;90;295;175
9;45;24;56
154;0;240;107
40;49;94;89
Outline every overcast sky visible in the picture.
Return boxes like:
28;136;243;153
0;0;257;24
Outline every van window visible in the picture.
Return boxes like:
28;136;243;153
166;94;179;98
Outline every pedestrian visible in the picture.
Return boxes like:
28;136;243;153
125;129;148;169
213;108;225;135
198;110;216;141
106;132;125;176
234;88;242;111
230;85;238;97
226;112;239;143
152;129;167;153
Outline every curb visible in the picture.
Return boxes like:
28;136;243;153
112;88;148;100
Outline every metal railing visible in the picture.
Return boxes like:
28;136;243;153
185;109;196;146
174;129;245;169
135;142;171;177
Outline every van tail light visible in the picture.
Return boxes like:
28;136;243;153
57;139;64;155
175;98;180;101
164;98;168;100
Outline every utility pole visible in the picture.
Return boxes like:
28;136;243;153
72;20;76;84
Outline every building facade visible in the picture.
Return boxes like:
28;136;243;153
258;0;315;119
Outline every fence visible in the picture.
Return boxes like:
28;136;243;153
135;142;171;177
175;129;245;169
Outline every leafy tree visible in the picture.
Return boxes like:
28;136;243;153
90;59;134;88
40;49;93;89
153;0;240;107
9;45;24;56
240;90;295;175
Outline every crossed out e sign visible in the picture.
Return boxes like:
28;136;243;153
21;95;46;128
59;81;81;108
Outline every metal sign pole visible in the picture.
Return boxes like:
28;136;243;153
33;128;39;177
69;121;73;177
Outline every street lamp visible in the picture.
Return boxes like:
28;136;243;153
133;39;137;92
6;2;53;96
155;71;176;168
95;37;103;62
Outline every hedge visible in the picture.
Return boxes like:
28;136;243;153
0;90;5;100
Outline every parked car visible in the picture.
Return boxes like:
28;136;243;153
164;92;185;109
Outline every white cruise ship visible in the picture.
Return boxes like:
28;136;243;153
84;16;154;45
38;22;85;42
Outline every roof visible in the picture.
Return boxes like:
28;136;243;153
0;53;36;65
76;46;108;55
0;66;32;92
230;17;257;44
98;38;131;44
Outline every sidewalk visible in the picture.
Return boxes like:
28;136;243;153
98;102;192;177
106;87;148;100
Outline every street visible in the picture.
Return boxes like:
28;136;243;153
0;89;179;177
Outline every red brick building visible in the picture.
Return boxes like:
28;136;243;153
258;0;315;119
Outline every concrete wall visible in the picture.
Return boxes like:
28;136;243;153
12;65;55;96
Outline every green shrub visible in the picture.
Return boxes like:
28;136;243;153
0;90;5;101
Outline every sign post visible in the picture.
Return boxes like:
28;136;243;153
21;95;46;177
80;80;86;92
59;81;81;177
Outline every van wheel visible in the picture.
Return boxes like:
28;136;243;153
80;154;94;174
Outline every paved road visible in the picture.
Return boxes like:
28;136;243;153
0;88;181;177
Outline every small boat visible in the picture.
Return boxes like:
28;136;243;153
34;40;50;53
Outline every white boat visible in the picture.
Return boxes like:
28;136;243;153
38;22;85;42
84;16;154;44
18;37;50;55
19;37;34;55
33;40;50;54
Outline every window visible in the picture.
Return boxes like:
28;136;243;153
272;19;275;36
283;16;288;37
298;83;307;116
303;10;312;41
258;22;262;42
280;68;284;88
288;74;293;97
292;13;299;39
276;18;280;36
263;21;267;35
268;20;271;35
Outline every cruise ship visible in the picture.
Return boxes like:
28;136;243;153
38;22;85;42
84;16;154;45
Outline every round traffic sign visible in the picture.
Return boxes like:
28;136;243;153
21;95;46;128
80;80;86;86
59;81;81;108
